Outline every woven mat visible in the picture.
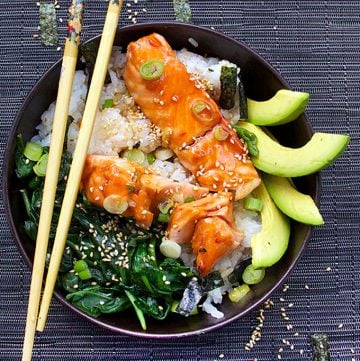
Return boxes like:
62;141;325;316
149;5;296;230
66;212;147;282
1;1;359;360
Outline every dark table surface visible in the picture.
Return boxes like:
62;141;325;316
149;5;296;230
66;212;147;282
1;1;359;360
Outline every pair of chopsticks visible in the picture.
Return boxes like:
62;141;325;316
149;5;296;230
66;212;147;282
22;1;123;360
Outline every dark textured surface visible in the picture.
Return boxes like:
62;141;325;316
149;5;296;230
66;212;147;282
0;1;359;360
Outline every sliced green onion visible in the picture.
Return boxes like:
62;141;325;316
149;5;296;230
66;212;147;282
147;153;155;165
242;264;265;285
214;125;229;141
244;196;264;212
24;142;43;161
74;260;87;273
102;98;114;109
158;199;174;214
228;284;251;303
123;149;145;164
191;101;207;114
33;153;48;176
139;59;164;80
78;269;92;280
191;100;214;122
103;195;129;214
154;147;174;161
160;239;181;259
184;195;196;203
74;260;92;280
158;212;170;223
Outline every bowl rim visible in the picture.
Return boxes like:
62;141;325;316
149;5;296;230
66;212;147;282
2;22;320;338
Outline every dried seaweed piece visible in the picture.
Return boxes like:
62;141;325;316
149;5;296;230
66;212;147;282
310;333;331;361
80;40;111;84
39;3;59;46
219;66;237;110
173;0;192;23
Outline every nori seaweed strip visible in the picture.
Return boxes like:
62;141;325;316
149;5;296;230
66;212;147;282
219;66;237;110
310;333;331;361
238;68;248;120
173;0;192;23
80;41;111;84
39;3;59;46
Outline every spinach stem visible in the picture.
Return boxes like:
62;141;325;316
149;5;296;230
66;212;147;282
124;290;147;331
20;189;32;217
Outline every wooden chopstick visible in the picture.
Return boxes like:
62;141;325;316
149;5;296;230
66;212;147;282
36;0;123;332
22;1;86;360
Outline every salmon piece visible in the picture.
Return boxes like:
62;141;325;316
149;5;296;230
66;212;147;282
167;192;234;244
123;33;221;148
192;217;244;276
176;120;261;200
123;33;261;199
139;174;208;206
81;155;208;229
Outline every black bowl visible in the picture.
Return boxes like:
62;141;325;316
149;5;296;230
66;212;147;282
3;23;319;338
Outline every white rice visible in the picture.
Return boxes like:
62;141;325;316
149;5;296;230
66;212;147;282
32;46;261;319
31;70;88;147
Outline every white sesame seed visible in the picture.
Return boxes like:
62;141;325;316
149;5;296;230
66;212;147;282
338;323;344;329
304;284;309;289
325;266;332;272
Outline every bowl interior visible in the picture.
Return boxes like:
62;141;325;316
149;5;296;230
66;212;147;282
3;23;318;337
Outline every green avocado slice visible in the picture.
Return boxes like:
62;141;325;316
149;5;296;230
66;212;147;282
247;89;310;126
238;122;350;177
262;173;324;226
251;182;290;269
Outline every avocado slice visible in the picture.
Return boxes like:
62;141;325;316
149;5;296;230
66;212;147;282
247;89;310;126
251;182;290;269
238;122;350;177
262;173;324;226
